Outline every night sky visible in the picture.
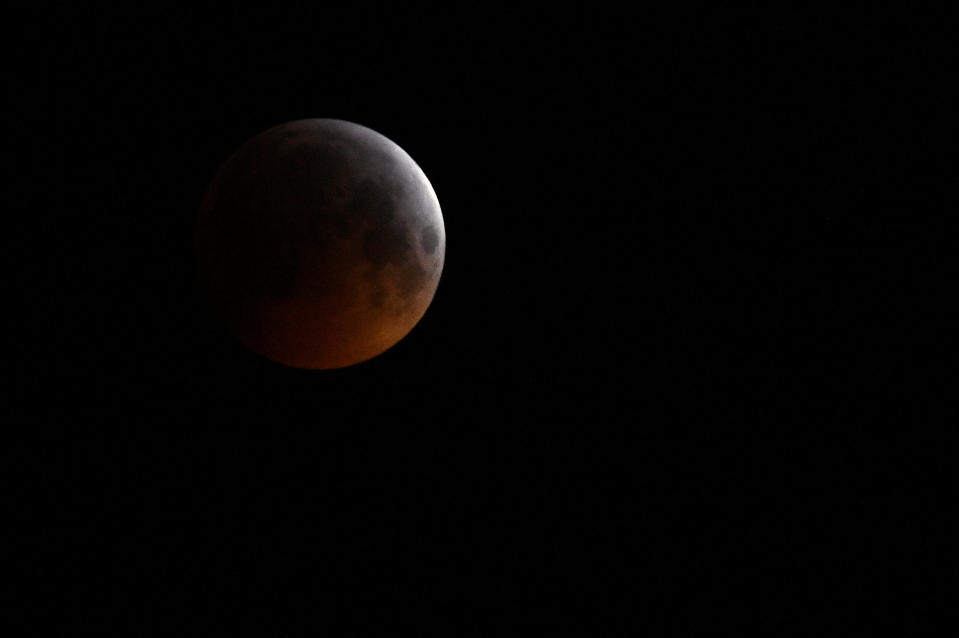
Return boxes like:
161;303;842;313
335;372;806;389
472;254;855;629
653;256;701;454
13;7;948;633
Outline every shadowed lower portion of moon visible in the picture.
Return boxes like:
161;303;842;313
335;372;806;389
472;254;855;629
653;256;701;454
195;119;445;369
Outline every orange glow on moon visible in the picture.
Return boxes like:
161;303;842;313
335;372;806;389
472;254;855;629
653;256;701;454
195;119;445;369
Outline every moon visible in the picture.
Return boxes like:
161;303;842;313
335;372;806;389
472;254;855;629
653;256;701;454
195;119;446;369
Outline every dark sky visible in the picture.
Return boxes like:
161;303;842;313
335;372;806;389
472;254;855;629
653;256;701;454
12;6;948;633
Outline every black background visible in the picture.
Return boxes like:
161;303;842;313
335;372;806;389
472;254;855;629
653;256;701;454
12;6;949;634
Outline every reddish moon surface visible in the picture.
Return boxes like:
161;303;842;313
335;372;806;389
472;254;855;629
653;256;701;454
195;119;445;369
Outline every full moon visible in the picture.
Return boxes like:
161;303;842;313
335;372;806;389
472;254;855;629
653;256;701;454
195;119;446;369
